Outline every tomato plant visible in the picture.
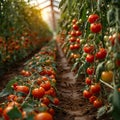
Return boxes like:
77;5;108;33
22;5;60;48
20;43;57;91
0;40;59;120
58;0;120;119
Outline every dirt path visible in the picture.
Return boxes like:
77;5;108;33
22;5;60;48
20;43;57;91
55;42;98;120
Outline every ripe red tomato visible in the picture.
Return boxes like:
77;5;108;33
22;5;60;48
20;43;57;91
96;48;107;59
86;54;94;63
83;45;94;53
88;14;99;23
42;97;50;106
0;107;3;117
37;78;42;85
90;83;101;94
116;59;120;67
85;77;92;85
15;85;29;94
23;71;31;77
83;90;92;99
89;95;97;103
73;24;79;30
45;87;56;97
70;44;74;50
40;81;51;91
76;38;80;43
69;37;76;42
86;67;94;75
76;30;82;36
7;94;18;101
74;43;80;49
90;23;102;33
48;108;55;116
32;87;45;98
93;99;102;108
53;97;60;105
70;30;76;37
72;18;77;24
109;33;120;45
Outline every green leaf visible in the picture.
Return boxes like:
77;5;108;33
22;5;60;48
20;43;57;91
6;78;17;89
51;63;57;72
47;95;54;103
22;103;34;112
8;106;22;120
37;106;48;112
97;0;103;11
112;86;120;111
97;106;107;119
66;50;71;58
0;88;12;97
112;107;120;120
24;114;34;120
71;61;79;71
107;8;116;26
0;74;18;97
95;61;105;82
37;66;43;73
68;0;73;13
75;62;89;78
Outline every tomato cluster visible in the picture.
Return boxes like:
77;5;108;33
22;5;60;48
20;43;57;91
0;40;59;120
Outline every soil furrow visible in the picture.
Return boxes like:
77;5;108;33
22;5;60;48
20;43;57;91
55;42;95;120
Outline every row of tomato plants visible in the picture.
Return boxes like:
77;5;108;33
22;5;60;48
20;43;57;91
0;0;53;75
0;40;59;120
57;0;120;119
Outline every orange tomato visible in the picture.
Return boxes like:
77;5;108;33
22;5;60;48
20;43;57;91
32;87;45;98
34;112;53;120
93;99;102;108
40;81;51;91
42;97;50;106
15;85;29;94
101;71;113;83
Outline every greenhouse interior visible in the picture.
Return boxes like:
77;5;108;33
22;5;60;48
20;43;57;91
0;0;120;120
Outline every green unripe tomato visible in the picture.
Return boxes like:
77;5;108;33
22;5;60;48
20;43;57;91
106;60;115;70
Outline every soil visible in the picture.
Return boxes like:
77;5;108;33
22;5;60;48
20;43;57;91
0;42;113;120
